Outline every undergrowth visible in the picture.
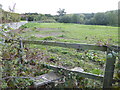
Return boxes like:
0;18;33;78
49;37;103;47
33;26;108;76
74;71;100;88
0;22;119;89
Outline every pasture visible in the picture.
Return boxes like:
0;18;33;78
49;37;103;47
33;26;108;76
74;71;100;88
18;22;118;72
20;23;118;45
1;22;119;88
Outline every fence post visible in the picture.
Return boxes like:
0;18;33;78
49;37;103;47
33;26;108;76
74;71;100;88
103;48;116;89
19;38;24;64
117;51;120;87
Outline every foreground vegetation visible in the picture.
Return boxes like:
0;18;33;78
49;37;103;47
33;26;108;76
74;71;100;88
0;23;119;88
0;8;20;23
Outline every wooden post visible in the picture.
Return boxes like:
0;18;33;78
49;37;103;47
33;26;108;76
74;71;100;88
19;39;23;64
103;48;116;89
117;56;120;87
0;65;2;88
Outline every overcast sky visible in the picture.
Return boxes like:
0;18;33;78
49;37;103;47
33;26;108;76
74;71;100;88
0;0;119;15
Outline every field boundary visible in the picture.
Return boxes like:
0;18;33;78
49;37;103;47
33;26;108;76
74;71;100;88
5;39;120;88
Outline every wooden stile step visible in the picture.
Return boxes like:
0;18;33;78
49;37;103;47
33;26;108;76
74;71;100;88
71;67;84;72
33;71;63;88
33;66;84;88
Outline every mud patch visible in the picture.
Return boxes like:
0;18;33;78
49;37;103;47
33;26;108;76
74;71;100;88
35;32;63;38
36;28;61;31
8;28;30;33
10;27;61;34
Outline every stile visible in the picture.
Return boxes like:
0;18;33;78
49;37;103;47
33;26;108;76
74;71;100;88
4;39;120;88
33;72;63;88
42;64;104;81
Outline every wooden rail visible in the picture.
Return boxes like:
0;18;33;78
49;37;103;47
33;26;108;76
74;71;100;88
5;39;120;88
41;64;118;83
22;40;107;51
42;64;104;81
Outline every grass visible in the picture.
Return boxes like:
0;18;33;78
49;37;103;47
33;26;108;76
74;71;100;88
20;23;118;45
15;23;118;88
18;22;118;71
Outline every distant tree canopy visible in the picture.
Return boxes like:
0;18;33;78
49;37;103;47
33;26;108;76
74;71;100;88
21;13;56;23
56;10;118;26
84;11;118;26
0;4;2;9
20;9;118;26
105;11;118;26
93;13;108;25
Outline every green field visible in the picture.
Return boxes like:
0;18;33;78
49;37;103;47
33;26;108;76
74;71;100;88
20;23;118;45
4;23;118;88
17;22;119;74
18;22;119;73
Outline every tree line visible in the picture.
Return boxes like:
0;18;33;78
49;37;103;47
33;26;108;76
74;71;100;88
56;9;118;26
21;9;118;26
0;5;118;26
21;13;56;23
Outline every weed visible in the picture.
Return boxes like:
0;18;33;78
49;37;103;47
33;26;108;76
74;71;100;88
58;34;66;38
43;36;56;40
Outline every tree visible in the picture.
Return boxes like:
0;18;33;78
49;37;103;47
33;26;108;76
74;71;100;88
71;14;80;23
85;18;95;25
57;8;66;16
9;3;16;12
0;4;2;9
0;4;2;23
58;15;71;23
105;11;118;26
71;14;85;24
93;13;108;25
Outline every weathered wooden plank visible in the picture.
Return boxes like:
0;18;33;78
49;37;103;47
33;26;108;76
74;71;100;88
103;48;116;88
107;45;120;52
33;67;84;87
71;67;84;72
5;39;120;52
33;72;63;87
42;64;104;81
33;65;119;88
22;40;107;51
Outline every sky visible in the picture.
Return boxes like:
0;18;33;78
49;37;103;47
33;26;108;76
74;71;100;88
0;0;120;15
